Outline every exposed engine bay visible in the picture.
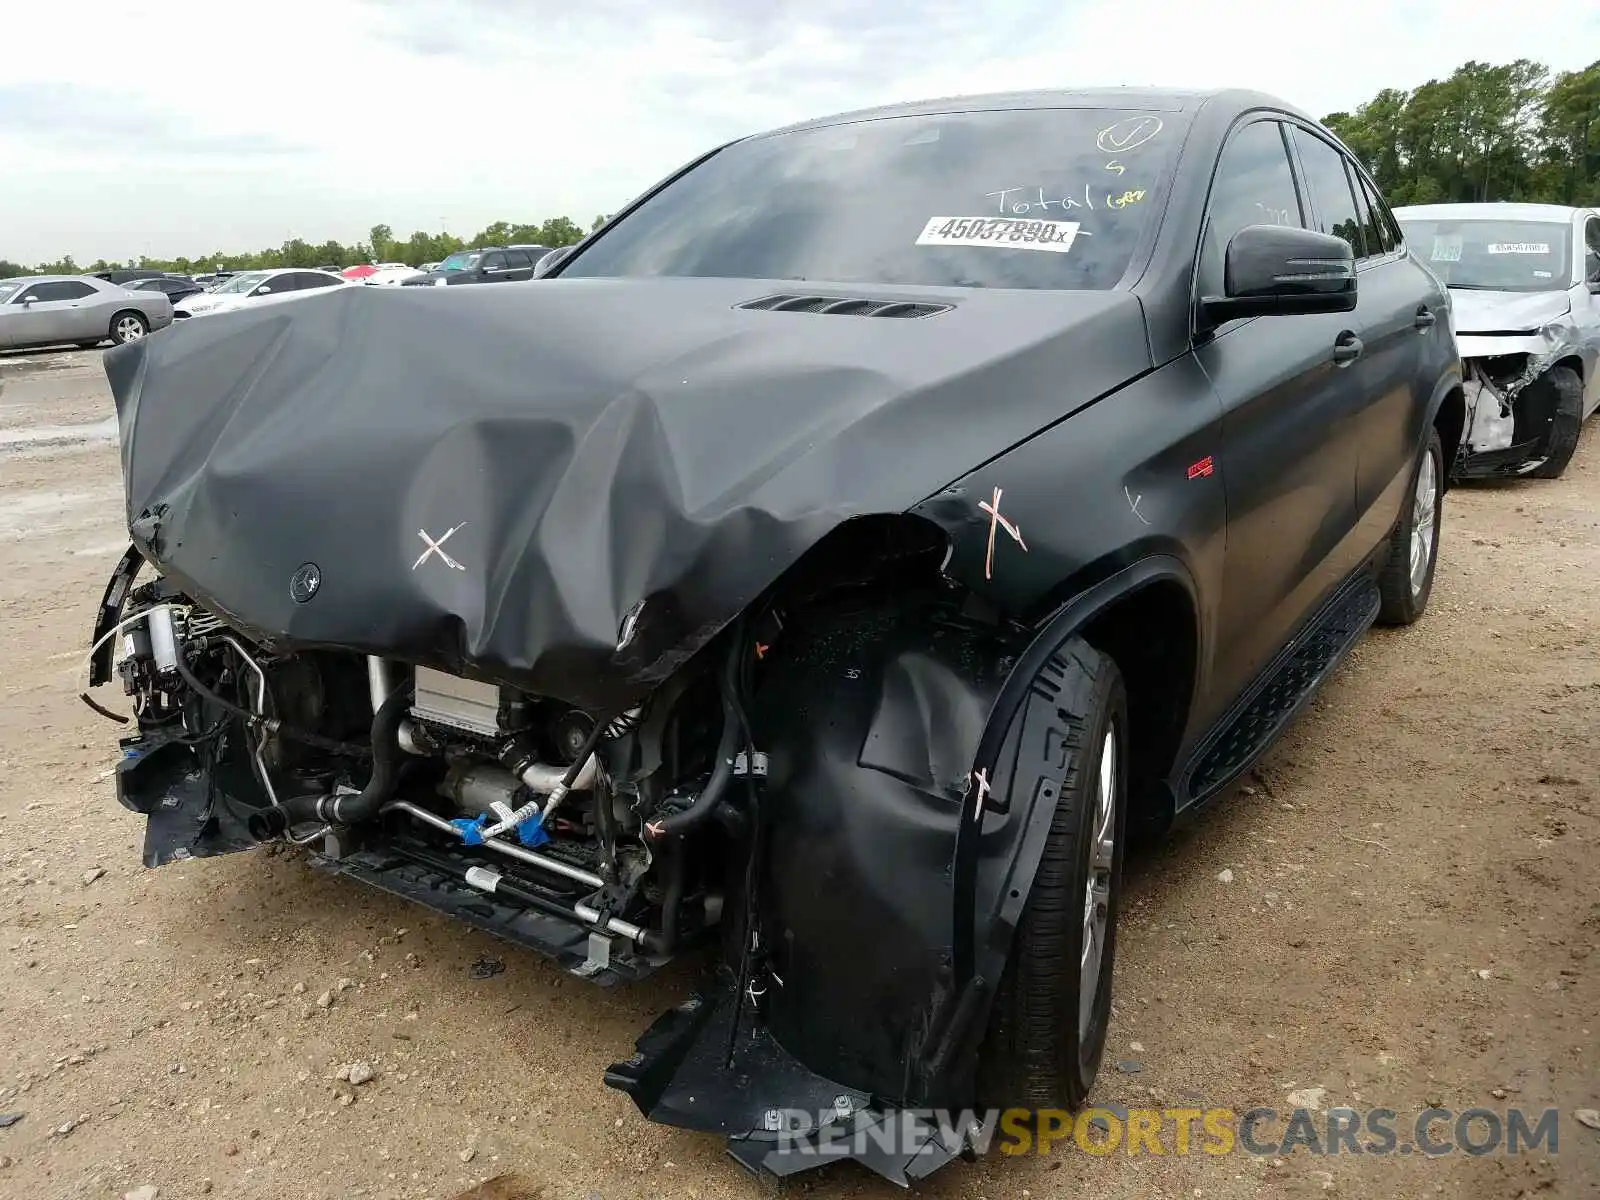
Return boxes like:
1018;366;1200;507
89;543;791;984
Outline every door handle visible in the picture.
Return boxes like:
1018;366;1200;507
1332;332;1364;366
1413;306;1436;330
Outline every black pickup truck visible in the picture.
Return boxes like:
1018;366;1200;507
92;86;1461;1185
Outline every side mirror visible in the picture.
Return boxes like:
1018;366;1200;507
1201;225;1357;326
533;246;574;278
254;286;272;295
20;297;35;307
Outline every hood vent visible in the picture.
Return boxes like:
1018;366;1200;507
738;294;951;319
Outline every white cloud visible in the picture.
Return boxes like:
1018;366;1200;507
1;0;1594;263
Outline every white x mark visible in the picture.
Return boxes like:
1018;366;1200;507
979;487;1027;581
412;523;467;572
970;767;993;815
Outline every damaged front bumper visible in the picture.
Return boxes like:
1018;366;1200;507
1454;325;1587;478
606;987;982;1185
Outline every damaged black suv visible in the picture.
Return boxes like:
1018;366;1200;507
90;88;1462;1184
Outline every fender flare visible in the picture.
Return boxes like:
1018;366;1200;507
921;554;1199;1091
1423;365;1466;479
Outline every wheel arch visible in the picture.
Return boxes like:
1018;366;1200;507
1426;370;1467;488
928;555;1199;1095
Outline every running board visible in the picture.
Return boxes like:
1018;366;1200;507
1182;576;1379;803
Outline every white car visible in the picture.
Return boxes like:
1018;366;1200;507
363;264;425;286
176;269;353;319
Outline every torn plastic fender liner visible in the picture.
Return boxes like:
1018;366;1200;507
942;557;1200;1081
101;279;1150;712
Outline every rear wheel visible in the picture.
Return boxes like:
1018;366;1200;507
1377;427;1442;626
978;639;1127;1109
1526;366;1584;480
110;311;147;345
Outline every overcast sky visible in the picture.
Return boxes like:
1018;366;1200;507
3;0;1596;265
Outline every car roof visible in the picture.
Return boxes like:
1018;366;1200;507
0;274;105;286
1392;202;1583;222
756;86;1311;139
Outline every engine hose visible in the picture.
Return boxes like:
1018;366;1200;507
174;649;370;757
247;681;413;839
478;704;613;839
645;626;744;842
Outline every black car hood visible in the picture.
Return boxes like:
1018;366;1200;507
104;278;1150;710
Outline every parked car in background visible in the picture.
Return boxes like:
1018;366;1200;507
0;274;172;350
1394;202;1600;479
92;268;173;285
363;264;425;286
419;261;440;272
95;86;1462;1185
123;275;207;306
508;243;554;267
400;246;538;286
191;271;237;287
175;268;353;318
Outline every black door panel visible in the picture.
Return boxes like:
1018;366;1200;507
1198;312;1364;700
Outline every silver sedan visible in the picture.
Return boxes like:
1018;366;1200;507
0;274;174;352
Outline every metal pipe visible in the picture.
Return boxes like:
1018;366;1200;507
222;635;281;809
365;656;393;712
384;800;605;890
368;656;430;755
516;755;597;794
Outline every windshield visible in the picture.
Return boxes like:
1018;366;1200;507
0;281;22;302
211;271;271;294
438;252;482;272
560;107;1179;290
1400;219;1572;292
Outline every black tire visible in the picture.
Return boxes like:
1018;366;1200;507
1526;366;1584;480
109;310;147;345
1377;427;1443;626
978;639;1127;1110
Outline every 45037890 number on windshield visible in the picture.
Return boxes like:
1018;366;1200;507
916;216;1084;253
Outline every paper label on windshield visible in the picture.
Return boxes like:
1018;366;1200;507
916;216;1080;253
1487;242;1550;255
1430;235;1462;262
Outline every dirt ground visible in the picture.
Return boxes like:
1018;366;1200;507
0;345;1596;1200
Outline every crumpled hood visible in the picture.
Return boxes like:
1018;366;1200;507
1449;288;1571;334
104;278;1149;710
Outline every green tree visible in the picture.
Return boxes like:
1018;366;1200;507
537;217;585;246
1326;56;1598;207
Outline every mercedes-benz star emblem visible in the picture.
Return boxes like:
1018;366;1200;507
289;562;322;603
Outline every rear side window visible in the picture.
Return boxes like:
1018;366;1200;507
296;273;340;290
505;250;531;269
1197;119;1304;298
1293;131;1366;258
23;280;96;302
1354;174;1395;257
